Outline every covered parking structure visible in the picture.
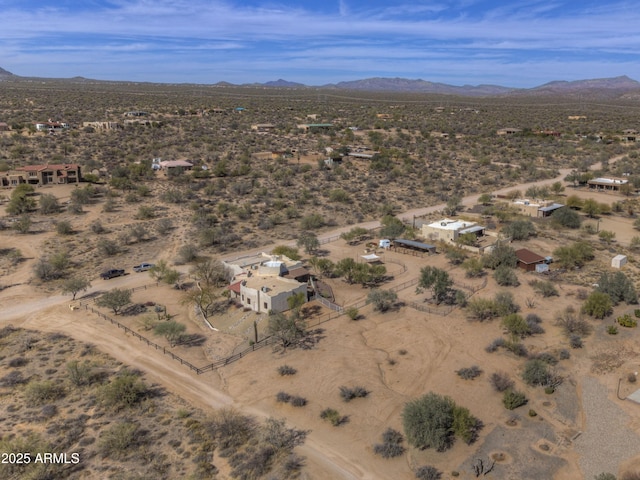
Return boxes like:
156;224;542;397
392;238;436;257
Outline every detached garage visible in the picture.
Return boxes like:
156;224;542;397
515;248;546;272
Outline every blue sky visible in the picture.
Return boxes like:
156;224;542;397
1;0;639;87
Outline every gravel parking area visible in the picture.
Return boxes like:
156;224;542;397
574;376;640;478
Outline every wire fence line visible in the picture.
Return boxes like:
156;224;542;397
83;254;475;372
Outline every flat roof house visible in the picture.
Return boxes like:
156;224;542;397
422;219;485;243
588;177;628;192
238;276;307;313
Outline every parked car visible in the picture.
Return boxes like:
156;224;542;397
100;269;125;280
133;262;155;273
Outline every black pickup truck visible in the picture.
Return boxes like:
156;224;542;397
100;269;125;280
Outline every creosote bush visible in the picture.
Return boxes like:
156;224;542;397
373;428;406;459
339;385;369;402
456;365;482;380
490;372;514;392
277;365;297;376
320;408;347;426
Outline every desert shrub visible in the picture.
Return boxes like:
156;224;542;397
494;265;519;286
531;352;558;365
553;241;594;267
485;337;505;353
276;392;292;403
502;220;536;240
24;380;65;405
98;422;140;459
97;238;119;256
482;242;517;270
367;289;397;312
502;314;531;338
452;405;481;444
628;373;637;384
207;408;257;452
456;365;482;380
176;243;199;264
345;306;360;320
373;428;406;458
503;390;528;410
90;220;105;234
300;213;325;230
402;392;478;451
41;404;58;419
552;207;581;228
0;371;27;387
495;291;519;315
271;245;301;261
597;271;638;305
277;365;297;376
525;313;545;334
8;357;28;367
339;386;369;402
503;340;528;357
594;474;616;480
99;370;149;411
289;396;307;407
522;359;551;386
556;308;592;336
570;335;583;349
559;349;571;360
55;220;73;235
489;372;514;392
617;314;638;328
530;279;559;297
320;408;347;426
467;297;501;321
582;292;613;319
415;465;442;480
66;360;93;387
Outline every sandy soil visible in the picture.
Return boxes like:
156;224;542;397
2;157;640;479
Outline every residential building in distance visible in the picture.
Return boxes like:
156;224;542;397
1;163;81;187
587;177;629;192
422;219;485;243
512;199;565;217
225;253;308;313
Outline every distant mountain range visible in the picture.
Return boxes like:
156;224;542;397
1;66;639;98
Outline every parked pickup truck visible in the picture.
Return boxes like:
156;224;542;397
133;262;155;273
100;269;125;280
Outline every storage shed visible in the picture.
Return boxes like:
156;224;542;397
612;254;627;269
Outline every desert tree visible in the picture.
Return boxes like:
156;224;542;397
296;231;320;254
596;271;638;305
96;288;132;315
182;284;218;321
268;311;306;349
418;266;454;304
149;260;180;284
367;289;398;312
61;276;92;300
189;257;229;287
154;320;187;347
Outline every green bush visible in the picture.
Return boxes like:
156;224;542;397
617;314;638;328
522;359;551;386
402;392;479;451
320;408;347;426
24;380;65;405
503;390;527;410
582;292;613;319
502;314;531;338
99;370;149;411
